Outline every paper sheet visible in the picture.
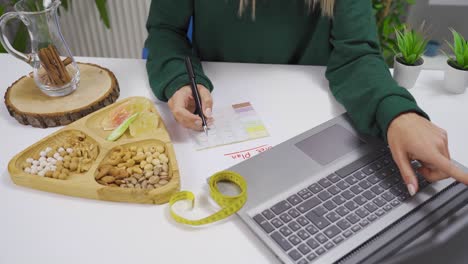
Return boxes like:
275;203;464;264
190;102;269;150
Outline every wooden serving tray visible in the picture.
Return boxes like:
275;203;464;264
8;96;180;204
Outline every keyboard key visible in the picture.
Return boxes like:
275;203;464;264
379;179;393;190
364;202;378;213
308;183;323;194
262;209;275;220
327;173;341;183
345;175;359;185
391;199;401;207
298;189;313;200
318;178;332;188
271;231;292;251
375;209;385;217
370;161;383;171
288;249;302;261
346;213;360;224
315;247;326;256
318;190;332;201
342;190;355;199
367;214;378;222
280;213;293;223
288;235;301;245
398;193;411;201
343;230;353;238
315;233;328;243
288;208;300;218
389;187;402;196
253;214;275;233
307;253;317;261
297;197;321;213
306;225;319;235
305;211;331;229
356;208;370;218
359;180;372;189
297;216;310;226
271;200;292;215
373;197;386;207
324;225;341;238
350;185;364;195
271;218;284;228
298;243;312;255
288;221;301;231
332;195;346;205
306;238;320;249
359;219;370;227
371;185;385;195
287;194;302;206
380;155;392;166
344;201;359;211
336;180;351;190
324;241;335;250
382;191;395;202
383;204;393;212
351;225;362;232
336;206;350;216
323;200;337;211
362;190;376;200
327;185;341;195
335;153;381;177
354;195;367;205
368;175;381;184
333;235;344;244
353;171;367;180
337;219;351;230
326;212;340;222
376;168;392;179
362;165;375;175
297;259;308;264
280;226;293;237
312;206;328;217
297;229;311;240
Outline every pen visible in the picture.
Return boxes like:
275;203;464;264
185;56;208;135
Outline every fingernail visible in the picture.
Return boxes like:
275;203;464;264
407;184;416;196
205;108;212;118
195;120;202;126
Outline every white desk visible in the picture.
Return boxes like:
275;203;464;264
1;54;467;264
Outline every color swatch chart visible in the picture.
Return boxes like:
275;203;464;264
190;102;269;150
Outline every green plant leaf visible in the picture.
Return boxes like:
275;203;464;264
62;0;69;11
94;0;110;29
12;22;28;52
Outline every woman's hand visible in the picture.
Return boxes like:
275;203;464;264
387;112;468;196
168;85;214;131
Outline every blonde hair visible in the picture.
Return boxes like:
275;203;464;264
239;0;335;19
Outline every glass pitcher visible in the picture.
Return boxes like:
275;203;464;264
0;0;79;97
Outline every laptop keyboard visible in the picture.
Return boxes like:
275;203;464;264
252;147;430;264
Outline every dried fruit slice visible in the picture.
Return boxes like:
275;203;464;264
129;112;160;138
101;98;153;130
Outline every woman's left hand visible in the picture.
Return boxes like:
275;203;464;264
387;112;468;196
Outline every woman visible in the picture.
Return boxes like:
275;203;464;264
144;0;468;194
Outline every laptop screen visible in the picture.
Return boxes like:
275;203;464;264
295;124;365;165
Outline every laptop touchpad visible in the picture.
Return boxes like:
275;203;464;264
295;124;364;165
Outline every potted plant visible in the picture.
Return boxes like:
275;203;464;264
392;25;428;89
443;29;468;94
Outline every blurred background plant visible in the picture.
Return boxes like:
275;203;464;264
373;0;416;66
0;0;110;53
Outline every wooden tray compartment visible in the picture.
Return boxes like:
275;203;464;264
8;97;180;204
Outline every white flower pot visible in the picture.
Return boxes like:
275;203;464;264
444;60;468;94
392;56;424;89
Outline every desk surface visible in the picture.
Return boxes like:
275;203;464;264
1;54;467;264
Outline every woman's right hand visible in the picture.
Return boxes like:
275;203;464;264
168;84;214;131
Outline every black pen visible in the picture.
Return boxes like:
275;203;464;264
185;56;208;135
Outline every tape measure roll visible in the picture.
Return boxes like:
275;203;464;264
169;171;247;226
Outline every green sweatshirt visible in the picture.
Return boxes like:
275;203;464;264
145;0;428;140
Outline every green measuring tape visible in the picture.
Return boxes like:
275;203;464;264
169;171;247;226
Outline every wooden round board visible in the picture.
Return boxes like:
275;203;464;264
4;63;120;128
7;97;180;205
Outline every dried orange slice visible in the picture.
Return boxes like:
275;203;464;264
129;112;160;137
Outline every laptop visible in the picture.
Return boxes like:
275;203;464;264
217;114;468;264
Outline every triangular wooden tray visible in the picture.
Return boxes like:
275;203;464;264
8;96;180;204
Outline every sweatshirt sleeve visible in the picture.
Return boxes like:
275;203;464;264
144;0;213;102
325;0;429;141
